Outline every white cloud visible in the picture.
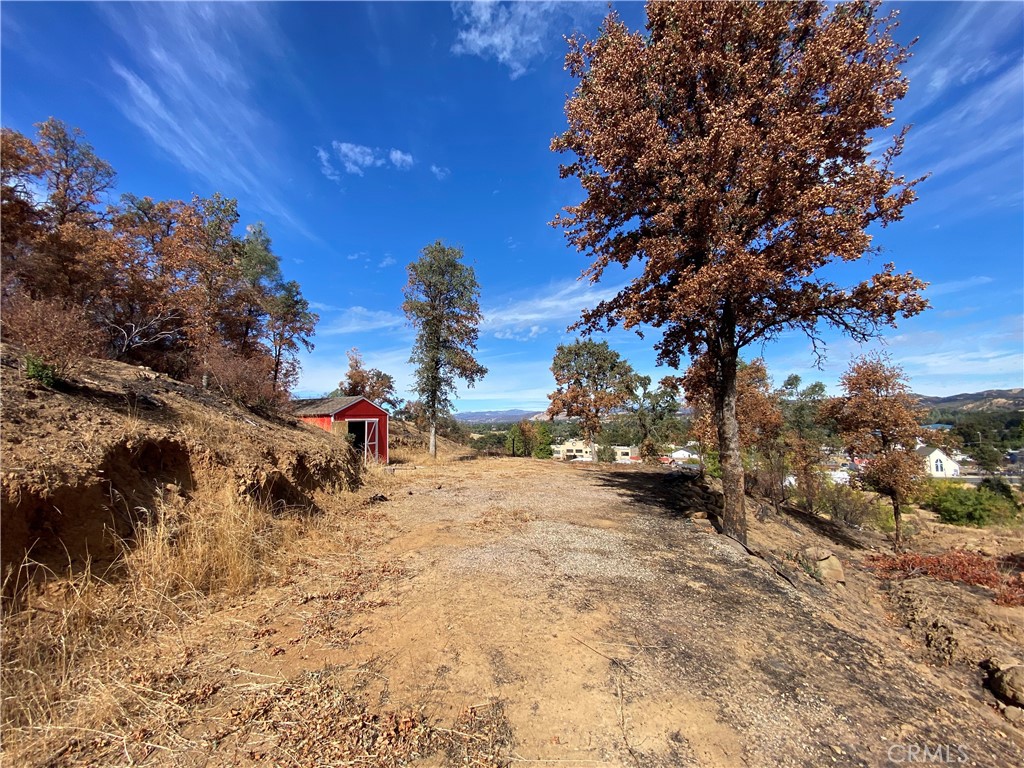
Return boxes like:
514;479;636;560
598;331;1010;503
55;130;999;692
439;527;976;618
321;141;416;176
483;278;627;336
494;325;547;341
430;164;451;180
309;300;344;312
316;146;339;181
451;1;560;79
389;149;414;169
333;141;384;176
378;255;397;268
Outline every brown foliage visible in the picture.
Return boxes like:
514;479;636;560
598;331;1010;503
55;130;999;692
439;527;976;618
0;293;103;379
0;119;317;400
868;550;1024;607
197;345;288;410
341;348;401;409
552;2;928;543
686;358;782;455
821;353;925;549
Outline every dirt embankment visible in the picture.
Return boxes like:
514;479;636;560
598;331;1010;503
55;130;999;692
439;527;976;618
0;347;360;584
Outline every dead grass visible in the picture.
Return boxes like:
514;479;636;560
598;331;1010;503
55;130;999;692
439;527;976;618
0;491;291;763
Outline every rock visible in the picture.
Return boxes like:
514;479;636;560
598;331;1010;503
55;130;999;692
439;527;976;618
803;546;834;562
817;555;846;585
719;536;749;556
1004;705;1023;724
991;665;1024;707
801;547;845;584
689;510;708;520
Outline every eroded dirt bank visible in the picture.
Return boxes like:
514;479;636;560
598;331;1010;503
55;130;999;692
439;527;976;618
1;351;360;582
12;457;1021;767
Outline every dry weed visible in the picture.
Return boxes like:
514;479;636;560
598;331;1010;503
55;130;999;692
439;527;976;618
0;492;287;764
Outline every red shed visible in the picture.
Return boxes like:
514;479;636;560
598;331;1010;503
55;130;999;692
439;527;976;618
294;396;389;463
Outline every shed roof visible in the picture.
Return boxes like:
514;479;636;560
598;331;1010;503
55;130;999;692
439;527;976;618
292;396;365;417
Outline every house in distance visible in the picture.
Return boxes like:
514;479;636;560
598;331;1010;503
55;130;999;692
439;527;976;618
294;396;389;463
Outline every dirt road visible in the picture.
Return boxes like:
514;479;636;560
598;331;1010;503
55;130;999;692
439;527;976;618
30;457;1024;767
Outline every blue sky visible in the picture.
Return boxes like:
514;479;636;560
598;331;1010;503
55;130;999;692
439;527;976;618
3;2;1022;410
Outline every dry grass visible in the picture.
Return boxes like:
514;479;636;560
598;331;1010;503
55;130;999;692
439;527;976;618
128;492;283;599
0;492;289;763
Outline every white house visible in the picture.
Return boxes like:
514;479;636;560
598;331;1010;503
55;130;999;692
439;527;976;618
551;439;593;461
670;447;700;462
916;446;960;478
551;439;638;462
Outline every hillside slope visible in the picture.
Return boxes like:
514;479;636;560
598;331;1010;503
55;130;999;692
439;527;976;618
917;388;1024;412
0;346;361;580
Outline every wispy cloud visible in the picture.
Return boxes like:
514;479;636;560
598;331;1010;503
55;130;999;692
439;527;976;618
103;3;314;237
316;146;340;181
378;255;397;269
320;306;406;336
903;3;1022;117
495;325;547;341
483;278;626;338
450;1;600;79
927;275;994;297
430;164;451;180
309;300;345;312
891;4;1024;221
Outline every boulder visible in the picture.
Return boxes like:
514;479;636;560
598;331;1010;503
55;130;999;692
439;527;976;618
991;665;1024;707
801;547;845;585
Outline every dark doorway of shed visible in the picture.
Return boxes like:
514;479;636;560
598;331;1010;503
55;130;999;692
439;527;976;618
348;420;366;454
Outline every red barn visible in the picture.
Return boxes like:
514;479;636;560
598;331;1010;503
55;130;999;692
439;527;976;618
294;396;389;463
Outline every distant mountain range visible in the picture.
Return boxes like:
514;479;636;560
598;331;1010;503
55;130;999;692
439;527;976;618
915;388;1024;413
453;409;542;424
454;389;1024;424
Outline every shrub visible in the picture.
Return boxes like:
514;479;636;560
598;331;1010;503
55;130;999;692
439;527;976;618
921;481;1018;527
868;550;1024;607
816;482;883;527
702;449;722;479
197;345;288;411
1;293;103;382
532;442;553;459
24;354;56;386
979;476;1016;502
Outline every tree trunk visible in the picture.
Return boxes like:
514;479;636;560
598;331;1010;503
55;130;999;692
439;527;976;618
715;351;747;545
429;422;437;458
892;493;903;552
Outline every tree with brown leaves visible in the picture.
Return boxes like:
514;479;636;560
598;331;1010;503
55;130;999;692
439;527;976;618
687;358;783;479
337;348;401;410
821;354;924;550
548;339;636;461
552;1;928;543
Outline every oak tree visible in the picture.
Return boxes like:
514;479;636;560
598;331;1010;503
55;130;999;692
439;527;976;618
547;339;636;461
338;348;401;410
402;241;487;457
552;1;928;543
821;354;924;550
626;375;683;461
